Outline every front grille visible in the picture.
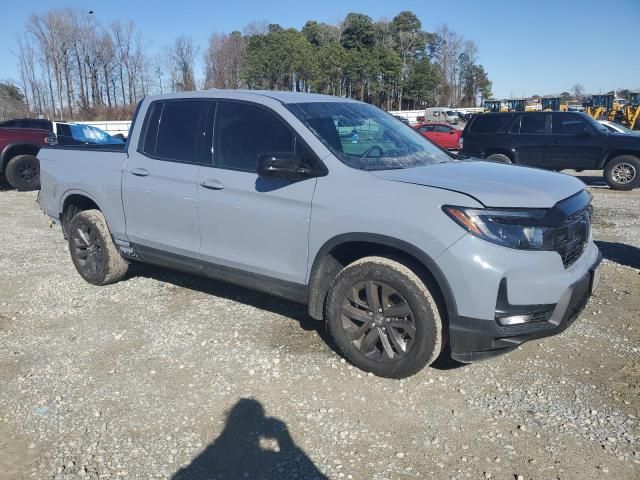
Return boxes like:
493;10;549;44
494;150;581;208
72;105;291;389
555;206;591;268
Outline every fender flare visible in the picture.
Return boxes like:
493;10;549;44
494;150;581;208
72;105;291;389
0;142;41;170
307;232;458;321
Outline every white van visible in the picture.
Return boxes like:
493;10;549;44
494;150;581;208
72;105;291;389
424;107;459;125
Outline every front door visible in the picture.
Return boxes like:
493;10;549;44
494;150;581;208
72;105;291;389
122;100;209;259
197;100;317;285
547;113;604;170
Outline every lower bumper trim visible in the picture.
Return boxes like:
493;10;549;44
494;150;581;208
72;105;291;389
449;251;602;363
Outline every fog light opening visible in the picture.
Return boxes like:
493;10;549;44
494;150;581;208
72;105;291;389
496;310;552;326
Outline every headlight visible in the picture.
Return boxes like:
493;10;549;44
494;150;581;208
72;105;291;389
443;206;555;250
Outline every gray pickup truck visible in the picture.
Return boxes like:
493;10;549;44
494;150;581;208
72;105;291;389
38;90;602;378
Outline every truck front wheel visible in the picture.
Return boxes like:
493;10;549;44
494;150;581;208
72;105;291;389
5;154;40;191
326;256;443;379
604;155;640;190
68;209;129;285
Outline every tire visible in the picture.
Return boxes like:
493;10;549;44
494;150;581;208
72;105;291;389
5;154;40;191
485;153;512;164
604;155;640;191
67;209;129;285
326;256;443;379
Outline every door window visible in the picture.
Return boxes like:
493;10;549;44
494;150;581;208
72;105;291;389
155;101;207;163
519;114;547;134
552;114;590;135
418;125;434;132
433;125;452;133
215;102;294;172
470;115;511;133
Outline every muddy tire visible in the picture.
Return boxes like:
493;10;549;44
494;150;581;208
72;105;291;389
5;154;40;191
604;155;640;191
326;256;443;379
485;153;512;164
67;209;129;285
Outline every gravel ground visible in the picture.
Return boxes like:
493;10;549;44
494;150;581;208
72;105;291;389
0;170;638;480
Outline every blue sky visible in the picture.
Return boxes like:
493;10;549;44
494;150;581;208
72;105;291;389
2;0;639;98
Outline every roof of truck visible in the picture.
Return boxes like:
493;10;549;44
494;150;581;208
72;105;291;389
145;89;361;104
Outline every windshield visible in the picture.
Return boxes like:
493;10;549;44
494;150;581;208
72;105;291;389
286;102;450;171
58;123;124;145
446;111;457;116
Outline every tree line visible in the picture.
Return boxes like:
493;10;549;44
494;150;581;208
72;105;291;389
11;8;493;121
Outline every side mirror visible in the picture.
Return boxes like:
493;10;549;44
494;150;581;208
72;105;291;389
257;153;316;180
44;133;58;146
449;130;456;134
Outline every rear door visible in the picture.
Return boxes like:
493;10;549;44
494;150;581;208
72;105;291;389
197;100;316;284
122;99;209;260
510;113;550;167
547;113;603;170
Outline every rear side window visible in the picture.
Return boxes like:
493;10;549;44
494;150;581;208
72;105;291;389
418;125;434;132
552;114;589;135
469;115;511;133
141;102;163;155
155;101;206;163
433;125;452;133
518;114;547;134
215;102;293;172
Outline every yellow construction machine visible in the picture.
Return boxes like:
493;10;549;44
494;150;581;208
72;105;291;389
621;93;640;130
541;97;569;112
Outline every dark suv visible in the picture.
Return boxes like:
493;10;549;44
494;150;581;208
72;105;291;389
461;111;640;190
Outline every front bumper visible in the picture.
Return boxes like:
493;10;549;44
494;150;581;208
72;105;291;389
449;251;602;363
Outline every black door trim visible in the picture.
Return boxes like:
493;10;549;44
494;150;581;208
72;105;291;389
132;244;308;303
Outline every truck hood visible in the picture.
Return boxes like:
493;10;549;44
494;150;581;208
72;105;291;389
372;160;585;208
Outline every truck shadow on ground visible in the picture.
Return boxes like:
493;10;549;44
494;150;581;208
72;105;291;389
172;398;328;480
133;264;464;370
595;240;640;269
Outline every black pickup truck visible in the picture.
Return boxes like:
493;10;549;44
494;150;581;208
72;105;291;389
461;111;640;190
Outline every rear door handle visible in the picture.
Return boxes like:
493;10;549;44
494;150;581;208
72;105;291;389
200;179;225;190
130;168;149;177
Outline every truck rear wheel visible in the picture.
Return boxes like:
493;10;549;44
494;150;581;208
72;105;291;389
68;209;129;285
604;155;640;190
326;256;443;379
5;154;40;191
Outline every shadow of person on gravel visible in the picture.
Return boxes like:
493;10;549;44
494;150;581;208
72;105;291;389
595;240;640;269
172;398;327;480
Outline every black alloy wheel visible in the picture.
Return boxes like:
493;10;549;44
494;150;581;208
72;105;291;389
70;222;105;278
341;280;416;361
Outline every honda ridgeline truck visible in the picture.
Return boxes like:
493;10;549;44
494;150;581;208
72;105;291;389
37;91;602;378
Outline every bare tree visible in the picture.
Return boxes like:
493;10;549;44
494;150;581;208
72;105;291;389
572;83;585;100
170;36;197;91
204;32;246;89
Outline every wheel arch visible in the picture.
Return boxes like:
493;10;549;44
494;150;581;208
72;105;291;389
483;147;515;162
600;150;640;169
0;143;40;172
307;233;458;324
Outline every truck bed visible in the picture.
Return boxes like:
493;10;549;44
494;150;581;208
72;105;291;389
37;146;129;240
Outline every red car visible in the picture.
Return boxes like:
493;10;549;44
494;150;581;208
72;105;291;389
414;122;462;150
0;123;50;190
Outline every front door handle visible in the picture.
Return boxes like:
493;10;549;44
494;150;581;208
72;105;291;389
130;168;149;177
200;179;225;190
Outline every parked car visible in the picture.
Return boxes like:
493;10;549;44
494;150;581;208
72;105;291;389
414;122;462;150
598;120;639;135
0;124;50;190
424;107;459;125
38;91;601;378
461;111;640;190
0;120;122;190
392;114;410;126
